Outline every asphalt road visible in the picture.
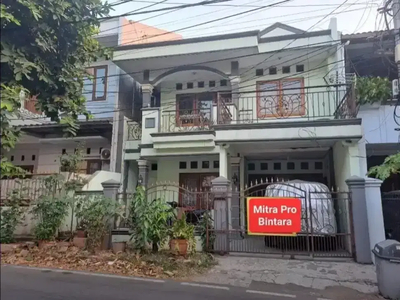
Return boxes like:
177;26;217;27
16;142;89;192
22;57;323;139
1;265;322;300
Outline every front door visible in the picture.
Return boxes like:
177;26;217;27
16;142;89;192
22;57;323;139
179;173;218;209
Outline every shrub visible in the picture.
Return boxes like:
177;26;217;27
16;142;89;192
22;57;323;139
0;190;24;243
31;194;69;241
129;185;174;252
198;211;215;251
75;194;123;251
169;214;196;254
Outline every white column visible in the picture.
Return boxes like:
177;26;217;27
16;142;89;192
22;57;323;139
142;83;153;108
365;177;386;264
219;146;229;178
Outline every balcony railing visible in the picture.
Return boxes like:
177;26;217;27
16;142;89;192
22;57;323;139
142;86;357;135
160;108;213;132
127;121;142;140
215;87;357;125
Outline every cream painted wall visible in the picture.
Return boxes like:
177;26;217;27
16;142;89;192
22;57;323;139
155;56;344;130
36;142;110;173
332;141;364;191
150;156;219;203
6;141;110;174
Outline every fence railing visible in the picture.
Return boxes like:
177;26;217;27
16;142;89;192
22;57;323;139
382;191;400;242
215;89;355;125
160;107;213;133
127;121;142;140
0;174;60;206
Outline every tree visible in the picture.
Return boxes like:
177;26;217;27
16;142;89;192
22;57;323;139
0;0;111;177
368;152;400;180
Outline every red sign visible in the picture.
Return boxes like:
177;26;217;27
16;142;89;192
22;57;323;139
247;197;302;235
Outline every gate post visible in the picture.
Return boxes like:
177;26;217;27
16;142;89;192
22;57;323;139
211;176;231;253
365;177;385;263
137;159;149;188
102;179;121;249
346;176;372;264
230;157;241;230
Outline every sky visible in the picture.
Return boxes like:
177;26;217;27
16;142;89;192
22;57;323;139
107;0;391;39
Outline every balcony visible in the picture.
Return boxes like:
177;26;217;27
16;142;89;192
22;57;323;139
130;86;359;153
215;87;357;125
153;87;356;132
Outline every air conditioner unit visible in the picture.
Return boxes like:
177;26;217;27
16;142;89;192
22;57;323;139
100;148;111;160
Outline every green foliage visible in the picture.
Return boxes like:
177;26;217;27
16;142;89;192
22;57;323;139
169;215;196;254
75;194;123;251
0;189;25;243
198;212;215;252
1;0;111;175
355;76;391;105
31;194;69;241
0;84;26;178
368;152;400;180
129;185;174;252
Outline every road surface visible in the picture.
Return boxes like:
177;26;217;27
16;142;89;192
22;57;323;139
1;265;326;300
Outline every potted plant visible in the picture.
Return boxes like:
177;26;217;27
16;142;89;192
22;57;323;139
75;219;87;238
169;215;195;256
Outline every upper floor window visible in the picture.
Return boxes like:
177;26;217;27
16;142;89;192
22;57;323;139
85;66;108;101
256;78;305;118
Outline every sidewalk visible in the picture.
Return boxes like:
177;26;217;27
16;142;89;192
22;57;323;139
193;256;381;300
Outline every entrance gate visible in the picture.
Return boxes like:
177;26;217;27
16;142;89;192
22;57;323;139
133;179;354;259
208;179;354;259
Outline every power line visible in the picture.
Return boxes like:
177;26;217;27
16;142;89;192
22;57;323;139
82;39;344;88
111;2;376;47
22;52;361;122
237;0;352;83
98;0;234;20
113;0;291;47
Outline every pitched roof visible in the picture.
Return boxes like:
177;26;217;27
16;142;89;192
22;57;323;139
258;22;305;38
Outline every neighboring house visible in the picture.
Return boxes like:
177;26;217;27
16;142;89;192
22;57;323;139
114;18;366;201
5;17;181;177
343;30;399;192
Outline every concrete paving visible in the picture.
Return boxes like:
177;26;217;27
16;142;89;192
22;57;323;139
193;256;381;300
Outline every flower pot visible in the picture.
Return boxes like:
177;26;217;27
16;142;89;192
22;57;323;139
75;230;86;238
112;242;126;254
170;239;188;255
73;237;87;249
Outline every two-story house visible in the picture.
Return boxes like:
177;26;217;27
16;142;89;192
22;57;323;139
5;17;181;177
115;18;366;211
343;30;399;192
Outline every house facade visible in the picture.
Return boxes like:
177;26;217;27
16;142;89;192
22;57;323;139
343;30;399;192
115;18;366;205
5;17;182;177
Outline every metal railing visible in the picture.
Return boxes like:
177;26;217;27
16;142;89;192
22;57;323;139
160;107;213;133
215;89;356;125
0;173;60;206
382;191;400;242
127;121;142;140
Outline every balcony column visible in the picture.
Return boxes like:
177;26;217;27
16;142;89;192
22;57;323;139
142;69;153;108
229;61;240;106
219;145;229;178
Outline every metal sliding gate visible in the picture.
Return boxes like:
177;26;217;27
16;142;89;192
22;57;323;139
208;180;354;259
